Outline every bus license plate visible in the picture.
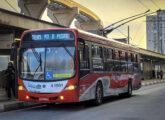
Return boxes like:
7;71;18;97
39;98;48;101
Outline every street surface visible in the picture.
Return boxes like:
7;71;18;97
1;83;165;120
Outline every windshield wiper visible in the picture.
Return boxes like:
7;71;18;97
32;49;42;76
62;43;74;60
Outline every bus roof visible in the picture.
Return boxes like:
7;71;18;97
22;28;139;53
77;29;139;53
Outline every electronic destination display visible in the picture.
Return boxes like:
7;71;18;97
22;30;75;41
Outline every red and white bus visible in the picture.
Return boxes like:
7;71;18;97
18;28;141;105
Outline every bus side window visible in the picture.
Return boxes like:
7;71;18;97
135;54;138;62
78;39;90;78
128;63;133;72
125;52;128;61
79;43;89;69
92;45;104;71
131;53;134;62
91;45;95;57
121;51;126;61
128;53;131;62
112;49;115;59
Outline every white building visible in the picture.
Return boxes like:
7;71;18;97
147;10;165;54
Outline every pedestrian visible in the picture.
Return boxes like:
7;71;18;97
152;70;155;79
5;62;15;100
160;70;163;79
157;71;160;79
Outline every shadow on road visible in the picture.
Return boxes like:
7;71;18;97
26;94;138;112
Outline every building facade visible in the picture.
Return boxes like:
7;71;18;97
147;10;165;54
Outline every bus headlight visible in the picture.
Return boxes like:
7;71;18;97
60;96;64;100
18;85;24;90
65;85;77;90
26;96;29;100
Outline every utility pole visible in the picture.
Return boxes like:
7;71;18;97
128;26;130;44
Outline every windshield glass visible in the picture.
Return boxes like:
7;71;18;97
20;47;75;81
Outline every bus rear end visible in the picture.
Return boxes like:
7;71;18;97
18;29;79;103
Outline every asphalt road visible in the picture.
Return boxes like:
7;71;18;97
1;83;165;120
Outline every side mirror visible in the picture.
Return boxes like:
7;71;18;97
10;43;15;61
10;41;20;61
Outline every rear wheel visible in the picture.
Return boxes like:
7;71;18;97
119;81;132;98
94;82;103;105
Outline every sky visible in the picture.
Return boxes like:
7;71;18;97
72;0;165;48
0;0;165;49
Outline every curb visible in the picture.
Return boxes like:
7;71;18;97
142;80;165;86
0;101;41;113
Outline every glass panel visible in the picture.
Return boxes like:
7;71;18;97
0;56;10;71
105;60;114;71
121;52;126;61
20;47;75;81
121;62;127;72
134;63;138;72
114;61;121;71
128;63;134;72
21;48;45;80
45;47;75;80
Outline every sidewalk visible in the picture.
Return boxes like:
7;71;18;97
141;79;165;86
0;79;165;113
0;89;40;112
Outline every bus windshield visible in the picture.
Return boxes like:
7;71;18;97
20;46;75;81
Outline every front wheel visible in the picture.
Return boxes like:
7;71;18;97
94;82;103;105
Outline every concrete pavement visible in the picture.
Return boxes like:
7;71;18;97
0;79;164;113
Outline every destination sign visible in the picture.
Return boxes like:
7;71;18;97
23;30;75;41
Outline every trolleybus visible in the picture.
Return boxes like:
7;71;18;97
18;28;141;105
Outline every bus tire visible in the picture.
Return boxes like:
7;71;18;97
94;82;103;105
119;80;132;98
125;80;132;97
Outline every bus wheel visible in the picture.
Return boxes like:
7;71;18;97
125;81;132;97
119;81;132;98
94;82;103;105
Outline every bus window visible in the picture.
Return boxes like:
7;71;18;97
114;50;120;60
128;53;131;62
78;42;89;69
92;45;102;58
107;48;113;60
121;62;127;72
125;52;128;61
113;61;121;72
106;60;114;72
135;54;138;62
131;53;134;62
92;45;104;71
78;39;90;78
134;63;138;72
121;51;126;61
99;46;103;58
103;47;107;59
128;63;133;72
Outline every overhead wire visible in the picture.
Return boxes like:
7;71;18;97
136;0;150;10
116;28;128;38
150;0;160;9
